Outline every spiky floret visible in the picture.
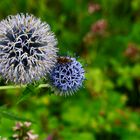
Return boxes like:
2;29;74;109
49;56;85;96
0;13;58;84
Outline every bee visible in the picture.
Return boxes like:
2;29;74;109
57;56;72;64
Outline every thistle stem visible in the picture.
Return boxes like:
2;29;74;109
0;84;50;90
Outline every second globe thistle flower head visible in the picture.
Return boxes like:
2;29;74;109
49;56;85;96
0;13;58;84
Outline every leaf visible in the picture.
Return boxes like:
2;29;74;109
0;107;34;123
16;84;39;105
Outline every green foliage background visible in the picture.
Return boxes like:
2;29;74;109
0;0;140;139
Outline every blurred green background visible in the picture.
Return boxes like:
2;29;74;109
0;0;140;139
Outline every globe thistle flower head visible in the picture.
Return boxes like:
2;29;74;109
0;13;58;84
50;56;85;96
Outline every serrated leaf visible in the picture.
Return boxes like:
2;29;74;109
16;84;38;105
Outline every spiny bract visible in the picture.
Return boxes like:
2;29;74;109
0;13;58;84
49;56;85;96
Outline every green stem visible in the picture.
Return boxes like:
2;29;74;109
0;84;50;90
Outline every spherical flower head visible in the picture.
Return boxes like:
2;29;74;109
49;56;85;96
0;13;58;84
